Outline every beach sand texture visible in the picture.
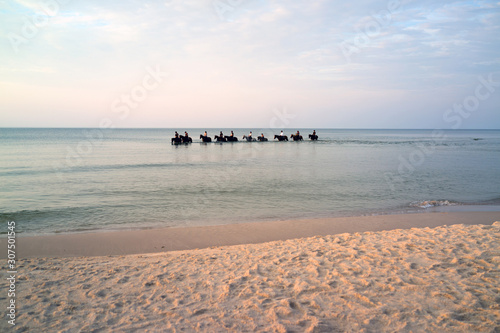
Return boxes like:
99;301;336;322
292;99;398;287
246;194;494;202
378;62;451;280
2;221;499;332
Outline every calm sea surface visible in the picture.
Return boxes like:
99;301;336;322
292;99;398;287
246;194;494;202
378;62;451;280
1;128;499;236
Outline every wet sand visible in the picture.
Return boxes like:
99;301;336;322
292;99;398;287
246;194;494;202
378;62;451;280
3;211;500;258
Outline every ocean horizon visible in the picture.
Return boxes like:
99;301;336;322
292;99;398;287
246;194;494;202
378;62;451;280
1;128;500;236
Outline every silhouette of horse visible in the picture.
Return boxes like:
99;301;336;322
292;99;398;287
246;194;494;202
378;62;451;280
182;135;192;143
225;136;238;142
290;134;303;141
242;135;256;142
258;136;268;142
214;135;227;142
274;135;288;141
309;134;318;141
200;134;212;143
171;137;182;144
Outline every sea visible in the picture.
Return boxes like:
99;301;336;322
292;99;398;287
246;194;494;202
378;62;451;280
1;128;499;236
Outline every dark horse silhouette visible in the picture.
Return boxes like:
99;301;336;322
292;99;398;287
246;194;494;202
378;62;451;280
290;134;303;141
274;135;288;141
214;135;227;142
258;136;268;142
242;135;256;142
173;136;192;144
225;136;238;142
171;137;182;144
200;134;212;143
309;134;318;141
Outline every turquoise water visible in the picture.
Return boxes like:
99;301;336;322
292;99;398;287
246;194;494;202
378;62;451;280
1;128;499;235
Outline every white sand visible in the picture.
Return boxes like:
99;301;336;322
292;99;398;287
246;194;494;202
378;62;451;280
1;217;499;332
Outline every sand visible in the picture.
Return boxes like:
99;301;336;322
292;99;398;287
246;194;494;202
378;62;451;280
1;212;500;332
4;211;500;258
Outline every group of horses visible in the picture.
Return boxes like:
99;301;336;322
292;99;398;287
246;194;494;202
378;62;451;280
274;133;319;141
171;133;193;144
172;131;319;144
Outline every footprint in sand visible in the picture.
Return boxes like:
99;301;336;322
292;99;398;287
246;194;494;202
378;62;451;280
117;276;129;284
96;289;107;298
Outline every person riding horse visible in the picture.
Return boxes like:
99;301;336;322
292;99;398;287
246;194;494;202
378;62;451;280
290;131;303;141
214;131;227;142
309;130;318;141
200;131;212;142
172;131;192;144
258;133;268;142
171;131;182;144
182;131;192;143
225;131;238;142
243;131;256;142
274;131;288;141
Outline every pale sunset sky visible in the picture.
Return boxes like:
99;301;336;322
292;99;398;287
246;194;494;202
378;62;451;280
1;0;499;129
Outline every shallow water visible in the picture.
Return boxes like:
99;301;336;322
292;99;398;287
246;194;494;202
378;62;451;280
1;128;499;235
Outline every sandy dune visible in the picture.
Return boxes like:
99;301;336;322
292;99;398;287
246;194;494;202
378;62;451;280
1;220;499;332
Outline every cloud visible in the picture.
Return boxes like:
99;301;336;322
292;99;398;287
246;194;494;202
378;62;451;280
0;65;54;73
10;0;41;12
1;0;499;128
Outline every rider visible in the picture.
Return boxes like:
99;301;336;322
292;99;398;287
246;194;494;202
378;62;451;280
230;131;234;137
219;131;224;139
172;131;181;144
204;131;208;137
280;130;284;137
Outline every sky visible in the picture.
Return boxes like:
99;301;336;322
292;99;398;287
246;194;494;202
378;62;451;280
0;0;499;129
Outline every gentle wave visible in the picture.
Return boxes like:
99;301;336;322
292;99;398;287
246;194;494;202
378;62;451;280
409;200;458;209
0;162;198;177
0;207;105;234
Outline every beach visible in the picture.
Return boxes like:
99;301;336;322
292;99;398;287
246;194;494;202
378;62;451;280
3;0;500;330
1;211;499;332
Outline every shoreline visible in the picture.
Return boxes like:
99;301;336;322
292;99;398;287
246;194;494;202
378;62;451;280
3;210;500;259
8;203;500;239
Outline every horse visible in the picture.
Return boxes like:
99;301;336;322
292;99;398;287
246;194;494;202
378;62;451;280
274;135;288;141
200;134;212;143
257;136;268;142
242;135;256;142
181;135;192;143
290;134;303;141
214;135;227;142
309;134;318;141
171;137;183;144
224;136;238;142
